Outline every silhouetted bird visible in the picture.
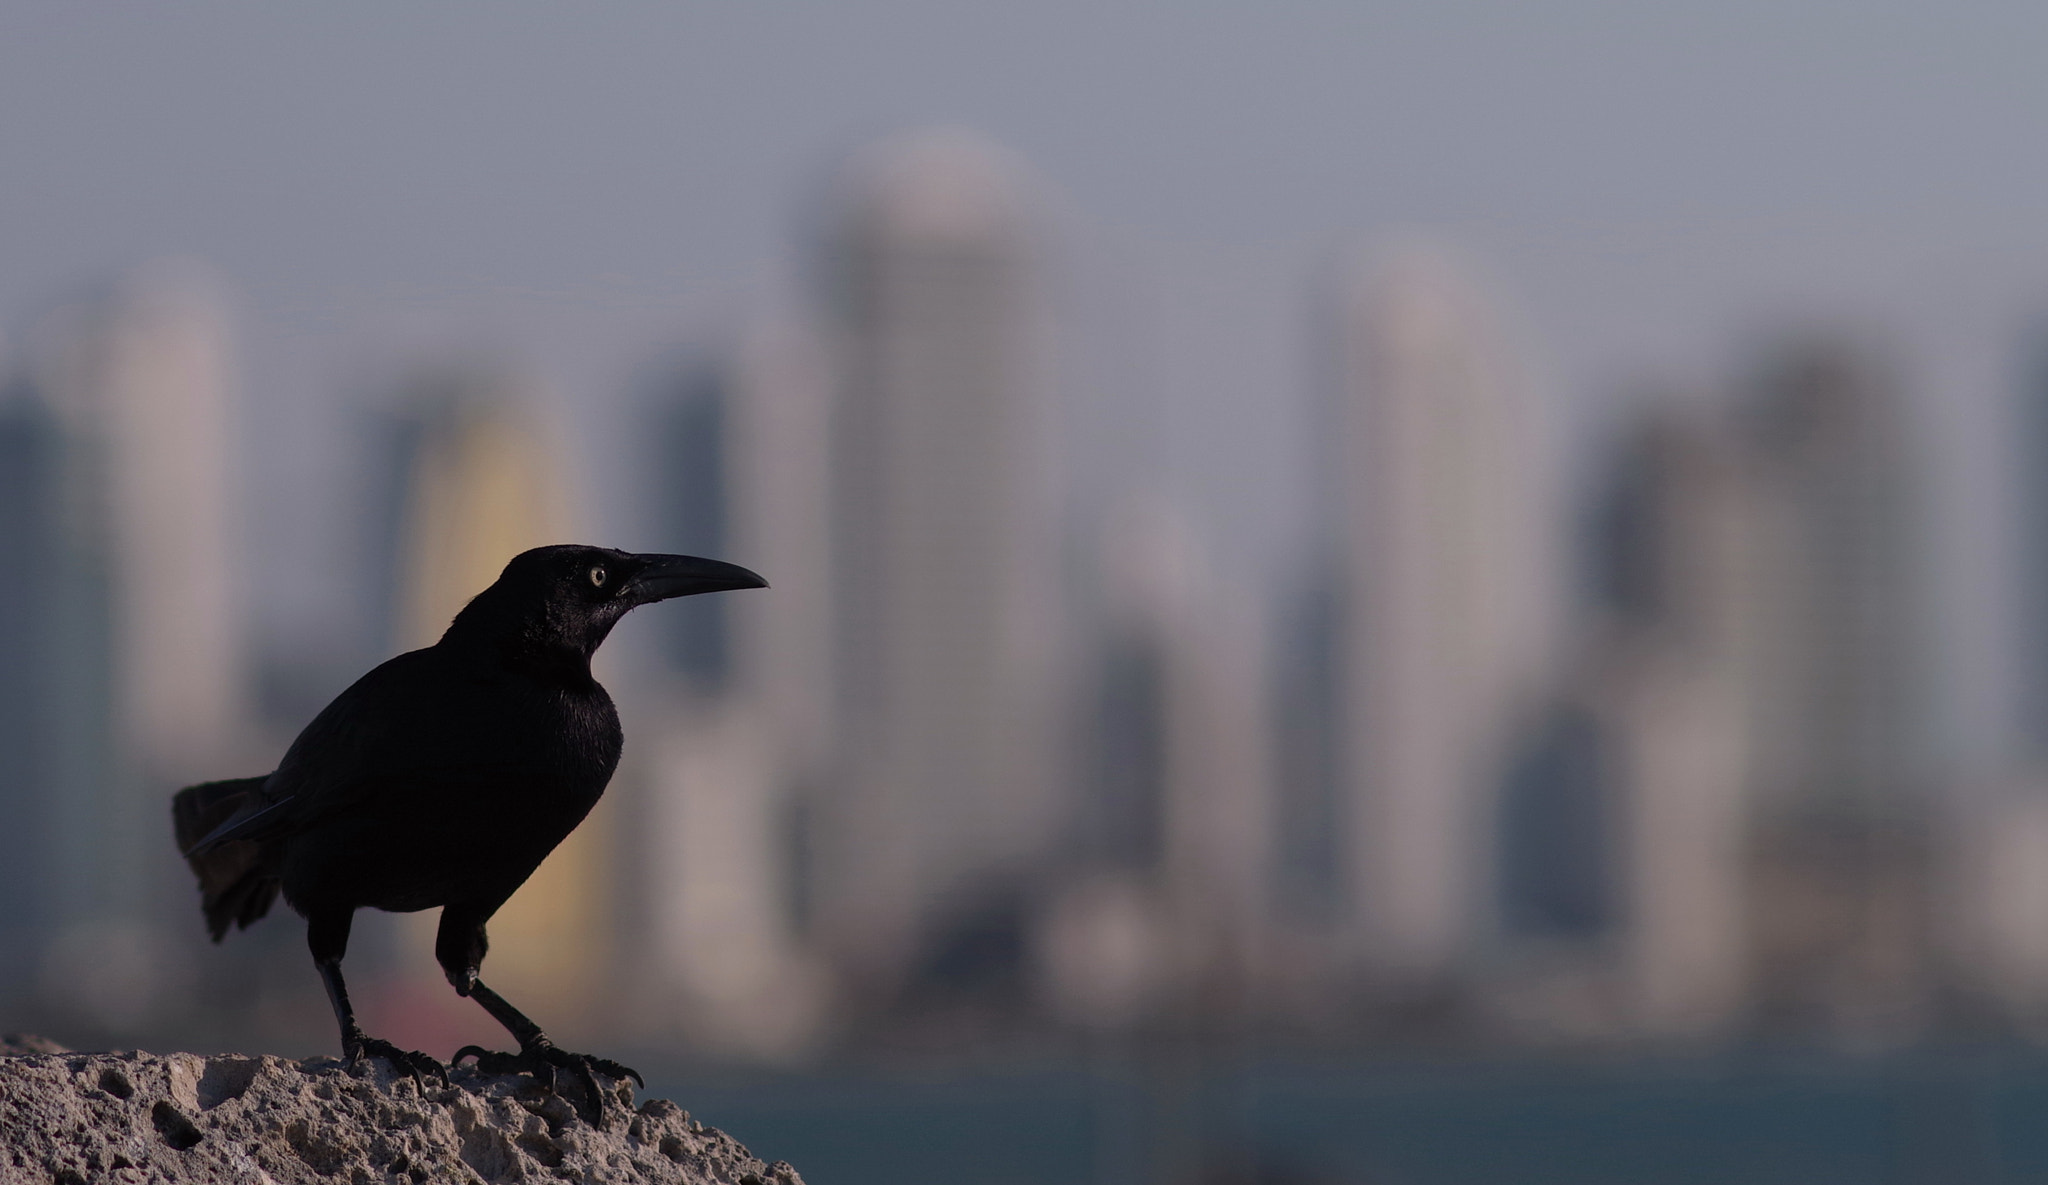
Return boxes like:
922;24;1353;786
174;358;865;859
173;545;765;1107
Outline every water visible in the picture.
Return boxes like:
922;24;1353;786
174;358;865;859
645;1047;2048;1184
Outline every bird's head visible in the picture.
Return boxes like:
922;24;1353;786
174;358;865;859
442;544;767;670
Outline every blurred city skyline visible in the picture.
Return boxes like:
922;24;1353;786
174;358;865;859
5;3;2047;777
5;116;2047;1052
14;14;2048;1179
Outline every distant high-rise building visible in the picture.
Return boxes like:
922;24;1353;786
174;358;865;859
367;375;608;1025
1494;346;1934;1043
1559;405;1762;1036
0;262;249;1027
1948;769;2048;1031
815;129;1063;989
1322;244;1558;993
628;322;835;1059
2016;330;2048;759
653;364;737;691
1039;497;1273;1029
0;375;112;1011
38;263;248;782
386;378;570;651
1494;703;1612;944
1737;336;1933;1033
1949;330;2048;1027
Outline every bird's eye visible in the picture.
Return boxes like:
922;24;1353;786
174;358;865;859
589;565;608;588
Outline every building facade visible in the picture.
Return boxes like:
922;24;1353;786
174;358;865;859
1323;244;1559;999
814;130;1064;994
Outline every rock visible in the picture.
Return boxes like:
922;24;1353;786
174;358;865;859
0;1041;803;1185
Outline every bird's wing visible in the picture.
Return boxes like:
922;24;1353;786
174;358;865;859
234;647;459;836
254;645;552;832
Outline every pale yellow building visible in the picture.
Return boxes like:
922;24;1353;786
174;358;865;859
382;378;610;1030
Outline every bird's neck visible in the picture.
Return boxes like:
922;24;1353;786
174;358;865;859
439;607;603;688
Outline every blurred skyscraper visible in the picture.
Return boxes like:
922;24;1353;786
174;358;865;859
1538;404;1763;1038
1951;332;2048;1029
1040;497;1274;1031
653;364;738;692
0;350;116;1016
1737;338;1934;1035
362;376;611;1028
627;322;835;1059
812;130;1064;997
1318;245;1559;1001
1502;342;1934;1043
383;379;570;653
0;261;250;1029
2018;331;2048;760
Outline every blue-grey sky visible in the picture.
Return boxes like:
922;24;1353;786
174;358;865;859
3;1;2044;763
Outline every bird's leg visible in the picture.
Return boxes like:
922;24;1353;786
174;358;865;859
308;907;445;1084
436;903;640;1119
455;975;645;1119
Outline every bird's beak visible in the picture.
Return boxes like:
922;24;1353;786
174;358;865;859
625;553;768;604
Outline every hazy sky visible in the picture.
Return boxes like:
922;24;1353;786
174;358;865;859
4;2;2046;762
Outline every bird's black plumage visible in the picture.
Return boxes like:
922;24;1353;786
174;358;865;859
173;544;765;1108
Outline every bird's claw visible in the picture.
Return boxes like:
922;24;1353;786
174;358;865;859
450;1044;531;1079
451;1042;641;1120
347;1036;448;1086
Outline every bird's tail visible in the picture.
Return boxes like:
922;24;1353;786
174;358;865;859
171;776;280;942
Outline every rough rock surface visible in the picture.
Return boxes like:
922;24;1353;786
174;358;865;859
0;1038;803;1185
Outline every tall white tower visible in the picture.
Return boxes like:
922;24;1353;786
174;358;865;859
817;129;1062;984
38;261;248;784
1;261;250;1027
1328;243;1557;990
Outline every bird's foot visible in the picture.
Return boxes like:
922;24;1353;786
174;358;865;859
452;1040;641;1122
345;1035;448;1086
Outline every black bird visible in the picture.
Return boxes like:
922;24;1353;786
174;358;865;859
173;544;765;1104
